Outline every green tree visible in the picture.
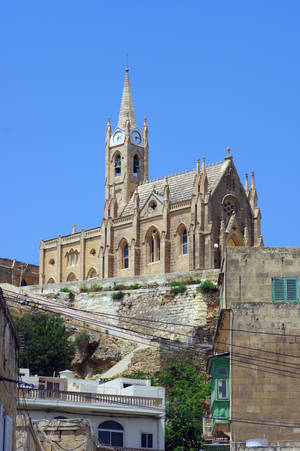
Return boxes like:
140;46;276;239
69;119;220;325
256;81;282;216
154;355;210;451
15;312;75;376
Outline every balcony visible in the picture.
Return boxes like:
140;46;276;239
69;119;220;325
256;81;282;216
19;388;163;409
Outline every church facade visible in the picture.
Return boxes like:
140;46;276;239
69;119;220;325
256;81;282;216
39;68;263;284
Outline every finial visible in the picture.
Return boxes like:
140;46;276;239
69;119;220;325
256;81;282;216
251;171;255;189
225;146;232;160
196;159;200;172
72;223;76;234
107;117;111;124
245;173;249;195
144;117;147;126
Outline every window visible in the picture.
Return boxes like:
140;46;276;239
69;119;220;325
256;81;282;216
133;154;139;174
98;421;123;447
182;228;188;255
217;379;227;399
147;228;160;263
272;277;298;302
115;153;121;176
150;236;154;262
123;243;129;269
141;433;153;448
72;252;76;266
217;367;227;376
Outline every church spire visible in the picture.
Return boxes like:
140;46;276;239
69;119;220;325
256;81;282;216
118;67;136;129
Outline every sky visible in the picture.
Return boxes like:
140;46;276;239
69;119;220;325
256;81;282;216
1;1;300;265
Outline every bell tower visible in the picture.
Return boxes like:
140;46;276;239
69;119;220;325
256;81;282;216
104;67;149;218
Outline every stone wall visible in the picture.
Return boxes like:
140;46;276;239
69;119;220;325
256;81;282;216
35;418;109;451
16;415;43;451
0;258;39;286
22;269;219;376
230;302;300;444
223;247;300;307
0;288;18;450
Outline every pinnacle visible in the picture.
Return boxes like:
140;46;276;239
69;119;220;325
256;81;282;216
118;67;137;129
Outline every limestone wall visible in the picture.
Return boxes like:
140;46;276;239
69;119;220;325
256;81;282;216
22;269;219;376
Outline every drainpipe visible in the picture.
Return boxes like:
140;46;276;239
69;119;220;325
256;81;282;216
230;308;234;448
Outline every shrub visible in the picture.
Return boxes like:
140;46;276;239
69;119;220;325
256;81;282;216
113;284;125;291
185;277;201;285
89;284;103;292
129;283;140;290
169;281;187;297
112;291;124;300
60;287;75;301
74;331;90;351
197;280;217;294
80;285;89;293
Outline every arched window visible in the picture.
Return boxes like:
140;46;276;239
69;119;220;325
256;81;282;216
182;228;188;255
123;243;129;269
98;421;124;447
72;252;76;265
115;153;121;176
87;268;97;279
47;277;56;284
21;279;27;286
67;272;76;282
133;154;139;174
146;227;160;263
226;169;235;191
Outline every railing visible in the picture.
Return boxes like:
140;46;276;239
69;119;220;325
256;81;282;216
19;388;163;409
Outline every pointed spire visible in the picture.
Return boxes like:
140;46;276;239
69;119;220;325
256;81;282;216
251;171;255;189
245;173;249;196
72;223;76;234
201;157;206;174
118;67;136;129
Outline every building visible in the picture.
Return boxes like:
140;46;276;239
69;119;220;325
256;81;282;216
39;68;263;285
19;369;165;450
203;247;300;450
0;287;19;450
0;258;39;287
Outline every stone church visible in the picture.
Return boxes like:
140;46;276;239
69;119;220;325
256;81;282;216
39;68;263;284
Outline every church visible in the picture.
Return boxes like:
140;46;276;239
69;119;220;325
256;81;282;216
39;68;263;284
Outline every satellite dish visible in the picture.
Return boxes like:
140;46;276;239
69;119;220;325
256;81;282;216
246;439;268;447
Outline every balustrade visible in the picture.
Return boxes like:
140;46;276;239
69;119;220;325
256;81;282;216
20;388;163;409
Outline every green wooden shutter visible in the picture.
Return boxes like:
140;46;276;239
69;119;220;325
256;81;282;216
272;278;285;301
286;278;298;301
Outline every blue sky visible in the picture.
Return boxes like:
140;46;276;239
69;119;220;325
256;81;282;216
1;1;300;264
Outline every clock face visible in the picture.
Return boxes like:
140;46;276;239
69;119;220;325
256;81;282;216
130;129;143;145
110;128;125;146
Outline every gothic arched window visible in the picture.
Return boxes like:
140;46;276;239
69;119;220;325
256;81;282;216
226;169;235;191
115;153;121;176
98;421;124;447
182;228;188;255
146;227;160;263
133;154;139;174
123;243;129;269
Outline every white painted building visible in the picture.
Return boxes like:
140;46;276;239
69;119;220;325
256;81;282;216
19;369;165;450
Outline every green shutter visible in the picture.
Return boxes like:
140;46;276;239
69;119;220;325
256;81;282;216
272;277;298;302
272;278;284;301
286;278;298;301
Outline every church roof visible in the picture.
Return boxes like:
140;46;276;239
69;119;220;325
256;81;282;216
118;67;137;129
120;160;227;217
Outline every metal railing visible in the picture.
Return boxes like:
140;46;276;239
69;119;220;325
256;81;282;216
19;388;163;409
